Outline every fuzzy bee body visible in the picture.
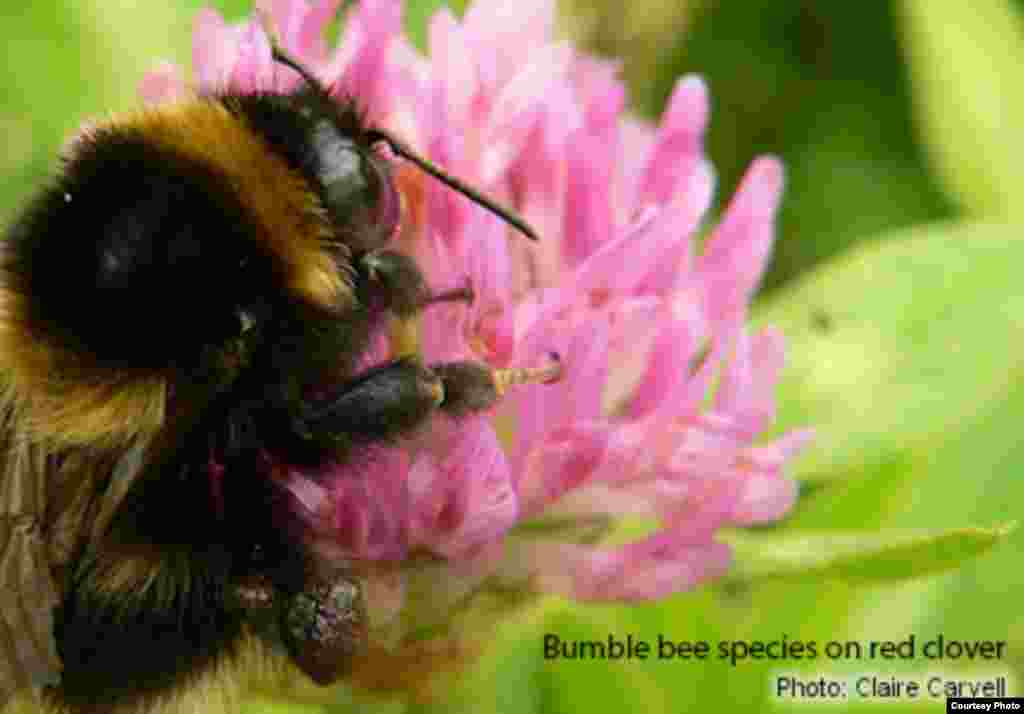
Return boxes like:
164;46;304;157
0;58;528;713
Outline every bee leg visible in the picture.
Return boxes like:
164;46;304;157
294;358;445;448
306;252;560;445
279;568;366;685
360;250;474;315
359;249;477;359
228;566;366;686
295;354;562;447
359;250;429;318
430;356;562;417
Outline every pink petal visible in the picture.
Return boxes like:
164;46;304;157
729;470;798;525
139;61;187;104
298;0;346;60
323;8;361;81
699;156;784;326
514;316;610;457
629;318;704;419
462;214;516;361
285;447;410;561
429;8;479;124
462;203;514;311
601;295;663;410
655;466;744;527
421;83;472;250
634;160;714;294
728;430;814;524
508;108;575;290
283;472;329;517
715;326;786;438
419;298;471;364
193;8;238;91
630;318;730;425
569;206;659;297
408;418;518;559
228;21;275;93
462;0;557;92
329;452;409;561
746;428;816;467
417;231;475;364
618;116;657;216
539;527;732;602
561;128;615;266
635;75;709;210
334;0;402;118
259;0;342;62
571;55;626;134
569;193;707;303
471;305;516;367
480;43;573;183
517;421;611;517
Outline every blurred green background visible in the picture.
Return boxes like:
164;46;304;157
2;1;1022;712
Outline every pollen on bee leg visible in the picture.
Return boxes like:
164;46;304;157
491;352;563;397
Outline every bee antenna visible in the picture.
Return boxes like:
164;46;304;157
366;129;539;242
261;13;332;96
261;14;538;242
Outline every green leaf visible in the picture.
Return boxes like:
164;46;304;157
80;0;191;106
755;221;1024;484
895;0;1024;219
722;525;1016;583
532;608;674;714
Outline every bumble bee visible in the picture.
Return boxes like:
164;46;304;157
0;38;547;714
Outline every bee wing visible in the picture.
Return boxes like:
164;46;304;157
0;426;144;705
0;438;62;705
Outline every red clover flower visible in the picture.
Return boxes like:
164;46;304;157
143;0;813;691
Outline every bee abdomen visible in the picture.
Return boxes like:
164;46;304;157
51;545;242;711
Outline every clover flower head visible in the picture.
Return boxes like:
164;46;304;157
144;0;812;689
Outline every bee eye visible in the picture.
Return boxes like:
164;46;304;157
313;123;399;248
